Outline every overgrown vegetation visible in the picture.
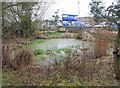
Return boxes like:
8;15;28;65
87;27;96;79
2;51;118;86
3;30;119;86
2;37;117;86
89;0;120;79
2;0;120;87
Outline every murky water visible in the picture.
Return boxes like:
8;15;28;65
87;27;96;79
29;38;91;51
29;38;93;66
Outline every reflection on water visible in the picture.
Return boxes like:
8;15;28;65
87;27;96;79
30;38;91;51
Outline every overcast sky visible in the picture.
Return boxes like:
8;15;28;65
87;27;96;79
44;0;114;20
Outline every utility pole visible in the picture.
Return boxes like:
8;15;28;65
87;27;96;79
78;1;80;16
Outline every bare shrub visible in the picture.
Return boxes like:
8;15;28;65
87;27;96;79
80;39;108;60
11;49;35;70
53;49;90;77
51;56;97;79
2;44;23;67
94;39;108;58
93;29;110;58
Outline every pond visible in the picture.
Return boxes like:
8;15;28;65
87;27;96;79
28;38;93;65
29;38;91;51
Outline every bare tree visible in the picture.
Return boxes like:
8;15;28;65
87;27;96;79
2;0;54;38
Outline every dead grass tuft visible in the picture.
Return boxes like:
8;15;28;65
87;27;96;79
11;49;35;70
94;39;108;58
2;45;10;66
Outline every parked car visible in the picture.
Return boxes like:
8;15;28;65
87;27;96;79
71;21;90;28
63;21;69;27
110;23;118;29
94;22;109;28
94;24;103;27
84;23;91;27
